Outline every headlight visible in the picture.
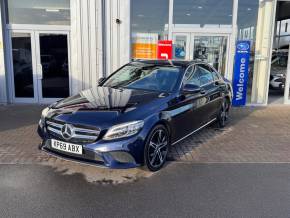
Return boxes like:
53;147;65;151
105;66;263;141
41;107;50;118
39;107;50;126
103;120;144;140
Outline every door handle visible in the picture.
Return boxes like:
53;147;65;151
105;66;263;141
214;81;220;86
200;88;206;95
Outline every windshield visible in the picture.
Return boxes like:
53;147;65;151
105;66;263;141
102;64;182;92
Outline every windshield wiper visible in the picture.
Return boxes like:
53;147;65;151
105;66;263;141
109;85;124;89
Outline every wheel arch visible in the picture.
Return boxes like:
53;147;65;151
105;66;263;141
155;120;171;139
145;118;172;143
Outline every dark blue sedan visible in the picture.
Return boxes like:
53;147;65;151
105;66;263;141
38;60;232;171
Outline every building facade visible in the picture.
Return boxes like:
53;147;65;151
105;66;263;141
0;0;289;105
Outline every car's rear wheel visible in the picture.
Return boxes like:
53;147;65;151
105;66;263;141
144;125;169;172
217;98;230;128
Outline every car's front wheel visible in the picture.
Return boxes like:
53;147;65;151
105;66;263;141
217;98;230;128
144;125;169;172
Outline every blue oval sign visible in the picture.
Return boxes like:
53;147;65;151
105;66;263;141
237;42;249;51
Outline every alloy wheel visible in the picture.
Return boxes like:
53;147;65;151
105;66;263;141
147;129;168;169
220;99;229;126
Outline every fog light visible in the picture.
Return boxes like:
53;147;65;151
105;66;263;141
94;153;103;162
109;151;136;164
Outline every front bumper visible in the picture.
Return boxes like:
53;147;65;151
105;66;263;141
38;125;144;169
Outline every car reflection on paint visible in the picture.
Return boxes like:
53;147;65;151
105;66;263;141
38;60;232;171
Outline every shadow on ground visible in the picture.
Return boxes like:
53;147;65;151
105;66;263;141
0;104;46;132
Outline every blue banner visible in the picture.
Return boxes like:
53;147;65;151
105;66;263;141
232;40;251;106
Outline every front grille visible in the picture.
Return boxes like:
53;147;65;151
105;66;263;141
46;120;100;144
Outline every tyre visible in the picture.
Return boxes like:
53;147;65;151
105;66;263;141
144;125;169;172
217;98;230;128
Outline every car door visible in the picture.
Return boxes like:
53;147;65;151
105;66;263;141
209;66;226;116
197;64;223;122
167;65;206;142
169;65;207;139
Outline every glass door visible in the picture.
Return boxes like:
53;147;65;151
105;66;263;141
10;31;70;103
35;32;70;103
10;31;38;103
191;35;228;75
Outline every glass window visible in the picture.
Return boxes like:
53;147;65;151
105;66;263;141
39;34;69;98
184;66;200;86
200;64;220;81
184;65;194;79
103;64;182;92
271;1;290;104
237;0;259;103
11;33;34;98
237;1;259;42
174;35;187;60
194;36;228;74
7;0;70;25
131;0;169;59
173;0;233;28
212;71;221;81
196;65;213;86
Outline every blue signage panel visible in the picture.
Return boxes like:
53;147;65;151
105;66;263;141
232;40;251;106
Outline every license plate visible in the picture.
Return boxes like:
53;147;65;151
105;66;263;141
51;139;83;155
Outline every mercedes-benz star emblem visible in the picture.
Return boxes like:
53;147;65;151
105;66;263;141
61;124;74;140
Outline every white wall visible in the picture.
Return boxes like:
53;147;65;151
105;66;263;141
251;0;277;105
70;0;103;94
0;3;7;104
104;0;130;75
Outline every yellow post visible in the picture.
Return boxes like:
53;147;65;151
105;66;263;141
251;0;277;105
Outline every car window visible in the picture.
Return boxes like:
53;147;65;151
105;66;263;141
212;71;220;81
184;65;194;79
102;65;182;92
200;64;221;81
184;65;200;86
196;65;214;86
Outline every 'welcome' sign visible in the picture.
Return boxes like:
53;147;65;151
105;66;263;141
232;40;251;106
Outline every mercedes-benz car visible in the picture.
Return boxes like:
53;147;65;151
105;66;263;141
38;60;232;171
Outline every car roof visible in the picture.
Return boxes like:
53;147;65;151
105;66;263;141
131;59;199;68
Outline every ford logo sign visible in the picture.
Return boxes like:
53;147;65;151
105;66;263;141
237;42;249;51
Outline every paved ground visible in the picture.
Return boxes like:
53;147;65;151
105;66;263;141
268;89;284;105
1;104;290;217
1;104;290;164
2;163;290;218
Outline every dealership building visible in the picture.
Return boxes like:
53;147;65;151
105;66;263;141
0;0;289;105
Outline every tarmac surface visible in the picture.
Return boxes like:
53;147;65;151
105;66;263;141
1;163;290;218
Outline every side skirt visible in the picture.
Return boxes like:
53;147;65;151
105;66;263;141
171;118;217;146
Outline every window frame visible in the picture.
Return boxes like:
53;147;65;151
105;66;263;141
102;63;184;93
182;63;216;88
5;0;71;26
183;64;201;87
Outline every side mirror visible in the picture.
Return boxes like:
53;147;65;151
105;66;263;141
182;84;201;94
98;77;106;85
